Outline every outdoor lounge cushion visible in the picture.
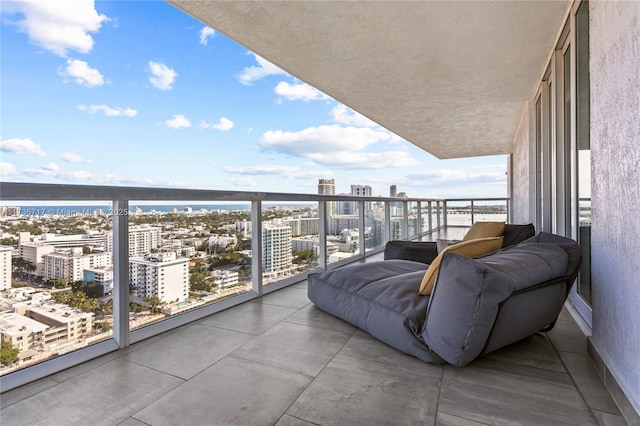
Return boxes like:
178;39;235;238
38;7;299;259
423;241;569;365
418;237;503;295
307;259;434;362
309;232;581;367
462;221;505;241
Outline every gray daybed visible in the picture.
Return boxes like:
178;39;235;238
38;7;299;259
308;232;582;366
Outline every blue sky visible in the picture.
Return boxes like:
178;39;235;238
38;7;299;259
0;0;507;198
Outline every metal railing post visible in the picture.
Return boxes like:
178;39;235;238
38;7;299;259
251;200;263;296
318;200;327;269
470;200;475;225
358;200;366;255
384;201;391;243
112;199;130;348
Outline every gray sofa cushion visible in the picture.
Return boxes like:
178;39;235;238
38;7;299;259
308;259;434;362
422;242;569;366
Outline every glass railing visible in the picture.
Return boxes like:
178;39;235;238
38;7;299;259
0;181;507;391
443;198;510;227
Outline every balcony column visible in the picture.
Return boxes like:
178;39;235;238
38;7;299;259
112;199;130;348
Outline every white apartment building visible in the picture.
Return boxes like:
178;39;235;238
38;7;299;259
211;270;239;289
285;217;319;237
0;287;51;315
19;231;107;250
43;249;112;284
327;215;359;235
262;223;293;278
0;245;12;291
0;311;48;353
235;220;251;237
27;302;94;349
83;267;114;295
107;226;161;257
129;252;189;304
18;243;55;276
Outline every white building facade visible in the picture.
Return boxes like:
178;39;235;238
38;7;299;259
129;252;189;304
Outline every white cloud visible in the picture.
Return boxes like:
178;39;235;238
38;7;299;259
2;0;109;57
78;104;138;117
24;167;93;181
58;59;104;87
62;152;88;163
275;81;329;102
260;125;389;156
163;114;191;129
199;26;215;45
230;177;257;187
330;104;379;128
258;125;418;169
200;117;234;131
42;162;60;171
1;138;47;157
237;53;287;85
147;61;177;90
224;164;334;180
405;166;507;188
0;162;19;176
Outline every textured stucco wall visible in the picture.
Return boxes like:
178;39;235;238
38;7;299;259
590;0;640;412
510;101;536;225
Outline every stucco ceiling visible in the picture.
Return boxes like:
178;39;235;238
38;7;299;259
168;0;571;159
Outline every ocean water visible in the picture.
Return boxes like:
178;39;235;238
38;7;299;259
15;203;312;216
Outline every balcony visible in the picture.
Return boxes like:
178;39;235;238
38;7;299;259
0;277;626;425
0;182;627;425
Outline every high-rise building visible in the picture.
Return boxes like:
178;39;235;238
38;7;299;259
262;223;293;278
390;185;397;198
348;184;373;213
129;252;189;304
318;178;336;217
0;246;12;291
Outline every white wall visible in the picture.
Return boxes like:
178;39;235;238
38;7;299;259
589;0;640;414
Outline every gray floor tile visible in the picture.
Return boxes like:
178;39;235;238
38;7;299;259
256;286;311;309
547;316;588;354
232;322;351;377
592;410;630;426
0;359;183;426
480;333;568;373
284;303;358;334
116;417;148;426
123;323;254;379
558;351;622;415
0;376;59;409
339;332;442;379
198;300;297;335
274;414;320;426
133;356;311;426
287;353;439;426
436;412;491;426
439;363;598;425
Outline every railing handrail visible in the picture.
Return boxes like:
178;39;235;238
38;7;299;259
0;182;449;203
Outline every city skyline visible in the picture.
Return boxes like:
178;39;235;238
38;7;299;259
1;0;507;198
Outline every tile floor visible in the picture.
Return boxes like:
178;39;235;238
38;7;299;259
0;236;630;425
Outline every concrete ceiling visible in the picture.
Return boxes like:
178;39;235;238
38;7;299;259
168;0;571;159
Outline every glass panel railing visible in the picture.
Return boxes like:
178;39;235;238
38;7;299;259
263;202;318;285
389;201;405;241
445;200;471;226
0;202;113;376
127;201;252;329
420;201;433;235
471;200;508;224
326;202;362;264
407;201;419;239
365;201;386;252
